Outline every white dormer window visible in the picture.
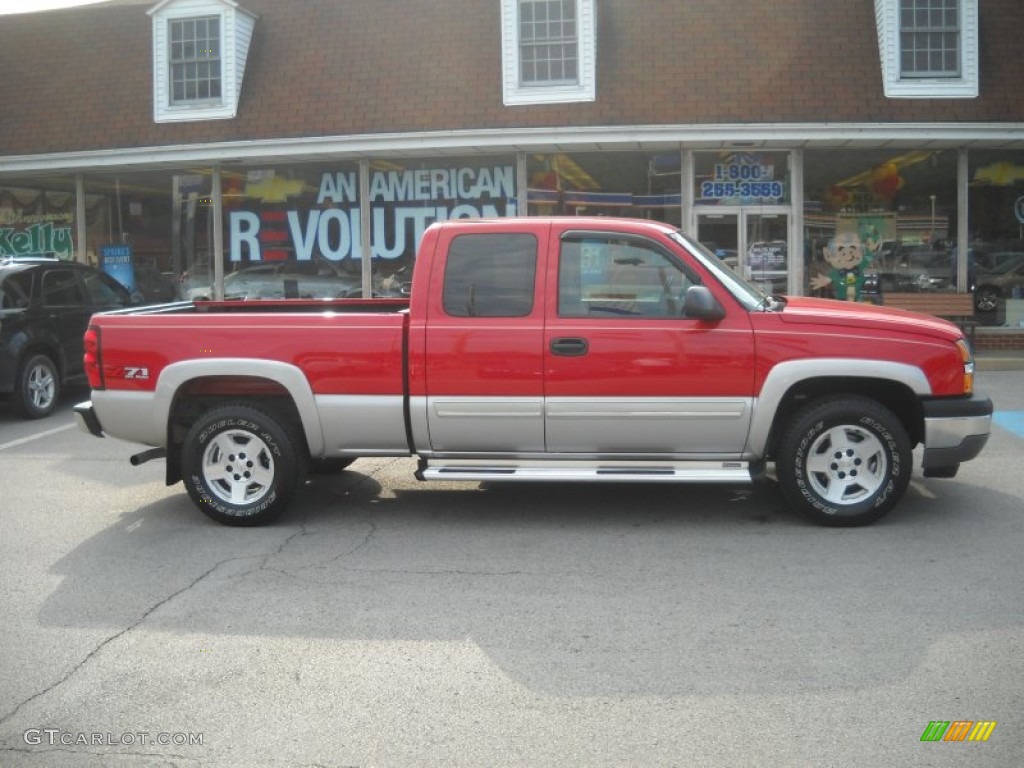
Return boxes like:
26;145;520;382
149;0;257;123
501;0;596;106
875;0;978;98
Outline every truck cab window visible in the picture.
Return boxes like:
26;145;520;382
442;233;538;317
558;237;700;318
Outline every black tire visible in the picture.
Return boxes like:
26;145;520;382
308;457;356;474
776;396;912;527
181;404;303;526
974;286;1000;313
14;353;60;419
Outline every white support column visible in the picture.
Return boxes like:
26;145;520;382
957;148;969;292
75;174;87;264
516;152;529;216
171;174;182;277
360;158;372;297
681;149;694;235
211;165;224;301
789;149;805;296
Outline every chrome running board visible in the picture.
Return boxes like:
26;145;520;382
417;458;752;484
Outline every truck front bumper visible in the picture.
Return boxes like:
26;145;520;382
921;393;992;469
74;400;105;438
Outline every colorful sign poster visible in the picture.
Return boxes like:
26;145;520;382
226;164;517;264
101;244;135;292
0;208;74;259
698;153;785;204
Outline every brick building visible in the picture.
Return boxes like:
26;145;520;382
1;0;1023;327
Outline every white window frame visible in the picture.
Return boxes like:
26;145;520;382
149;0;258;123
168;15;223;107
875;0;978;98
501;0;596;106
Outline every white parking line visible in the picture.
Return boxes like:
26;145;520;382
0;422;76;451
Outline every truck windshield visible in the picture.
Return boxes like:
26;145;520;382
669;231;767;311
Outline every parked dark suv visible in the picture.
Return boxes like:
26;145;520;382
1;258;133;418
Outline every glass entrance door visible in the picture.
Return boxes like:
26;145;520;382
745;213;789;295
695;213;739;270
696;211;790;295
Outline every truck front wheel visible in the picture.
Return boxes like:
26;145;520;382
776;396;912;527
182;404;302;526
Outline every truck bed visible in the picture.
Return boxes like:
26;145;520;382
93;298;411;397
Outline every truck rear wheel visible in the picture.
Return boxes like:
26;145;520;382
776;396;912;527
182;404;302;526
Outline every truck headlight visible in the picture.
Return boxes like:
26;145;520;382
955;339;974;395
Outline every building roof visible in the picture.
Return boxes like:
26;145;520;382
1;0;1022;162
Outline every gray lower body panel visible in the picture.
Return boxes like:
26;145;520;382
317;394;409;456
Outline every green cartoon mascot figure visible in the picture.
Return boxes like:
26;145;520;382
810;231;872;301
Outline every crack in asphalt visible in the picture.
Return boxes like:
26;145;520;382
229;510;380;582
1;458;443;743
0;745;353;767
336;567;529;576
228;522;316;580
252;517;380;580
0;536;288;730
0;745;200;766
1;501;390;733
242;460;396;577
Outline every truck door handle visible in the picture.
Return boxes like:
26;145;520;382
550;337;588;356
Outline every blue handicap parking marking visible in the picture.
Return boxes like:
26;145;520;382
993;411;1024;439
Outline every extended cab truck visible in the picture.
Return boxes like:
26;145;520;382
74;217;992;527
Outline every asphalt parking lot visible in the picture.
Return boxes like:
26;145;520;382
0;372;1022;767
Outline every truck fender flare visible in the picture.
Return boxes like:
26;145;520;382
746;358;931;455
155;358;325;456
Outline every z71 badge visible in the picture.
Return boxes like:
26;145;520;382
122;367;150;380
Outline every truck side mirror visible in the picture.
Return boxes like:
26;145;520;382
683;285;726;321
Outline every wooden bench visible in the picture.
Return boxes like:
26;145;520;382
882;292;977;343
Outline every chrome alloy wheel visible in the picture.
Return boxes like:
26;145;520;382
201;428;275;505
804;424;888;506
26;361;57;412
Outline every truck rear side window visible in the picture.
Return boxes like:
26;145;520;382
442;233;537;317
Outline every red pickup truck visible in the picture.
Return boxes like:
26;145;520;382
74;217;992;527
